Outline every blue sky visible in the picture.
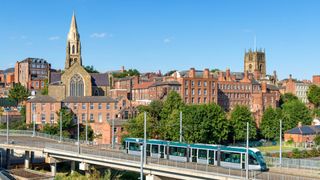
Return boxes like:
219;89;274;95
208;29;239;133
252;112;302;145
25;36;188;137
0;0;319;80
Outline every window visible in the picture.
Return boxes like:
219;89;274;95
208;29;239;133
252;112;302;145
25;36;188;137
32;103;36;111
41;103;45;111
204;81;207;87
204;97;207;103
106;113;110;120
198;89;201;95
185;89;188;96
98;103;102;109
41;114;46;124
169;147;187;157
70;74;84;97
74;103;78;110
185;97;188;103
90;103;94;110
36;82;39;87
90;114;94;122
185;80;189;86
98;113;102;123
82;103;86;110
198;149;207;159
220;152;241;164
192;89;195;95
198;81;201;86
106;103;110;109
204;89;207;95
50;113;54;124
192;97;194;104
41;81;44;87
122;100;126;107
82;113;86;123
114;103;118;110
191;81;194;86
198;97;201;103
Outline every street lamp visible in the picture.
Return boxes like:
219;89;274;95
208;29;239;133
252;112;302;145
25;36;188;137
279;119;282;167
136;139;143;180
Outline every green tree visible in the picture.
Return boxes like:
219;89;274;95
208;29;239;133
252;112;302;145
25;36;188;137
160;91;184;120
229;105;257;142
83;65;99;73
307;84;320;108
137;100;163;121
279;93;298;106
8;83;29;104
164;70;177;76
210;68;220;73
125;113;158;138
282;100;312;131
41;79;49;95
260;107;282;140
113;69;140;78
314;135;320;146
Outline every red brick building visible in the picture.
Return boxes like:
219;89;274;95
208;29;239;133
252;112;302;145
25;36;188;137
284;123;320;144
313;75;320;86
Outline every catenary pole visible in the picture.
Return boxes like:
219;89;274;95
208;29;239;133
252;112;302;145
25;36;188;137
246;122;249;180
179;111;182;142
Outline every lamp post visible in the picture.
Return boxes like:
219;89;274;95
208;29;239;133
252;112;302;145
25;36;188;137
143;112;147;165
32;104;36;137
6;109;9;144
279;119;282;167
179;111;182;142
246;122;249;180
137;139;143;180
59;111;62;142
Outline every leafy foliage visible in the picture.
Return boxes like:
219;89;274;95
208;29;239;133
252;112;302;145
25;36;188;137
307;84;320;108
314;135;320;146
84;65;99;73
281;100;312;131
260;107;282;140
229;105;257;141
8;83;29;104
279;93;298;106
164;70;177;76
113;69;140;78
160;90;185;120
210;68;220;73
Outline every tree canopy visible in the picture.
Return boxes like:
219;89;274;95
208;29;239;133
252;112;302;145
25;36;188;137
279;93;298;106
260;107;282;140
281;100;312;131
8;83;29;104
84;65;99;73
229;105;257;142
113;69;140;78
307;84;320;108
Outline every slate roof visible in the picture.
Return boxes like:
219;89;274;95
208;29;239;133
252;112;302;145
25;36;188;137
286;125;320;135
63;96;116;103
90;73;109;86
50;72;61;83
27;95;57;103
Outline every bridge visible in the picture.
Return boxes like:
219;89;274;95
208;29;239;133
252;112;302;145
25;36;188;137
0;130;317;180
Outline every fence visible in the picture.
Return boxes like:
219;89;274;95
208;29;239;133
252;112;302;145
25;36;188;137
265;156;320;170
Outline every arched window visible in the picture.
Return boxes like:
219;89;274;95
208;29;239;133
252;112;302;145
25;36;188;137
70;74;84;96
72;45;75;54
259;64;263;71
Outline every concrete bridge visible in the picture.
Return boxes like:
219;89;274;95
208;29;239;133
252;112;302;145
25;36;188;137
0;130;317;180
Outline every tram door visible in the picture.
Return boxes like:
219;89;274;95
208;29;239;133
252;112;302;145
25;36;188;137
191;149;197;162
242;153;245;169
160;145;165;158
209;150;214;165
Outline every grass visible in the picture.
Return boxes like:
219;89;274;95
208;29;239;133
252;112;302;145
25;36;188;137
257;145;297;153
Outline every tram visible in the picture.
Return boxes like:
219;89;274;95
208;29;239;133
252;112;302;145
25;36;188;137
124;138;268;171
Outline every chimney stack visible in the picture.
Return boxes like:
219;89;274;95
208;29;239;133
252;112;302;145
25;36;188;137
203;68;209;78
261;81;267;93
189;68;195;78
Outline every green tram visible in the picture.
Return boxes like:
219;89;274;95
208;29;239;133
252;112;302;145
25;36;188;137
124;138;268;171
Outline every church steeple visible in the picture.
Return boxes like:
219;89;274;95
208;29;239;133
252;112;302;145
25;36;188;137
65;12;82;69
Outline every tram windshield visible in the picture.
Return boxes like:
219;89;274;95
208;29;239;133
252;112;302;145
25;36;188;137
255;151;266;164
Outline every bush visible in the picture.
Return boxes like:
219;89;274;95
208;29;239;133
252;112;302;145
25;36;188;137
292;148;301;158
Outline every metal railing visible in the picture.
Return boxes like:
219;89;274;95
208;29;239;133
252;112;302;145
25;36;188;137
265;156;320;170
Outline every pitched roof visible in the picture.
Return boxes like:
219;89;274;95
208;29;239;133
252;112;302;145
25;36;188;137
286;125;320;135
27;95;57;103
62;96;116;103
149;81;181;87
90;73;109;86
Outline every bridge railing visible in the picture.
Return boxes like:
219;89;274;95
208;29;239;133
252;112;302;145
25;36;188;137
0;130;95;145
264;156;320;170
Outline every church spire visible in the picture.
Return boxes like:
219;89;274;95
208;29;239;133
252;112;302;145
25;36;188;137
65;12;82;69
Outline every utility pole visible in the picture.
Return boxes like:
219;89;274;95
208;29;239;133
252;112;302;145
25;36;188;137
111;119;115;149
59;111;62;142
179;111;182;142
143;112;147;165
246;122;249;180
279;119;282;167
6;110;9;144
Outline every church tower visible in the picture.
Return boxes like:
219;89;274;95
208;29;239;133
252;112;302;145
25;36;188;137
244;49;266;78
65;12;82;69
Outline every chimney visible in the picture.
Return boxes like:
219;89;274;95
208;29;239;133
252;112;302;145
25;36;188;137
189;68;195;78
241;71;250;83
298;122;302;127
203;68;209;78
261;81;267;93
226;68;231;81
218;71;225;81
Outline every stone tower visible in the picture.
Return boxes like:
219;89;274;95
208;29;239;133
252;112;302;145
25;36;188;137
244;49;266;78
65;12;82;69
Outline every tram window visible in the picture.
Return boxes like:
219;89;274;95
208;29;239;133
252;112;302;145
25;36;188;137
129;143;140;151
152;145;159;153
209;150;214;159
249;155;259;165
169;147;187;157
192;149;197;157
221;152;241;163
160;145;164;153
198;149;207;159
